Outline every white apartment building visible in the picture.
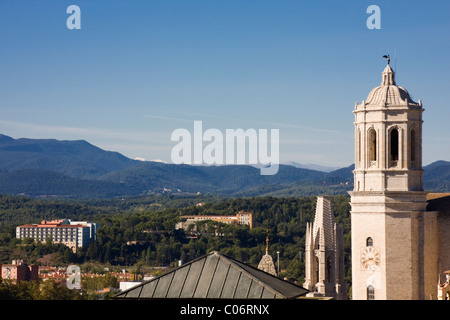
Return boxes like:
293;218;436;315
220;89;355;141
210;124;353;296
16;219;98;252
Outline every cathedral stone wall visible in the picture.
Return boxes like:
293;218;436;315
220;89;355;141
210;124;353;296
350;190;428;300
350;209;386;299
422;211;439;299
438;211;450;276
384;212;420;300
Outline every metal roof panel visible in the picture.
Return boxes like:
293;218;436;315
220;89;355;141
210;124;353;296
113;251;308;300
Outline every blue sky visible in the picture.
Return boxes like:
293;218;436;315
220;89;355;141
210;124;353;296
0;0;449;167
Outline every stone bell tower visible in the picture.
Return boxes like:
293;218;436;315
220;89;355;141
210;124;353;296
349;57;428;300
303;196;346;300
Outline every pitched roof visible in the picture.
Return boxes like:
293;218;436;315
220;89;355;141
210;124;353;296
427;193;450;212
113;251;308;300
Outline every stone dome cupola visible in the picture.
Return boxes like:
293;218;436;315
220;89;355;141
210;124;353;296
362;60;421;108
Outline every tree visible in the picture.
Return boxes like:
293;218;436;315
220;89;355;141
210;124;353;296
39;279;81;300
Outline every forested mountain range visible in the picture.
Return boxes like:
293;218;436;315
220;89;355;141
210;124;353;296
0;134;448;198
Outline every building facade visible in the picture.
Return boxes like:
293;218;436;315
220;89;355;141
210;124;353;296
0;259;38;282
349;60;450;300
303;196;346;300
16;219;98;252
175;211;253;231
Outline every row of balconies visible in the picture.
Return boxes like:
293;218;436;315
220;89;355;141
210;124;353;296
19;230;75;234
19;234;77;239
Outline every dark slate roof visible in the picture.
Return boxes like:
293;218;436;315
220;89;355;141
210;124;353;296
113;251;308;299
427;193;450;212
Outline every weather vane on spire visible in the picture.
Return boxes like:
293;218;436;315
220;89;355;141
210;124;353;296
383;54;390;65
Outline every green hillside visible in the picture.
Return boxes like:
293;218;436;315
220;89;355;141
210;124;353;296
0;134;448;199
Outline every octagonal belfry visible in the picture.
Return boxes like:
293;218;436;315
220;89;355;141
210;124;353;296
352;62;424;193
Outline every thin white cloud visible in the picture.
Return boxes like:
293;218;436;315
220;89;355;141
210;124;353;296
150;111;339;133
0;120;165;143
280;138;350;146
142;114;195;123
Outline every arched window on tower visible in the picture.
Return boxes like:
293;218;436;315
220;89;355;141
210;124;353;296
358;129;362;167
390;128;399;166
366;237;373;247
367;285;375;300
368;128;377;165
410;128;416;165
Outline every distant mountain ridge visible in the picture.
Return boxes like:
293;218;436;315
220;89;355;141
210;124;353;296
0;134;137;179
0;134;448;198
282;161;340;173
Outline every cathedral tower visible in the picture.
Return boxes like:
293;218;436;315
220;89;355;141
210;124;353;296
304;196;346;299
349;58;428;300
